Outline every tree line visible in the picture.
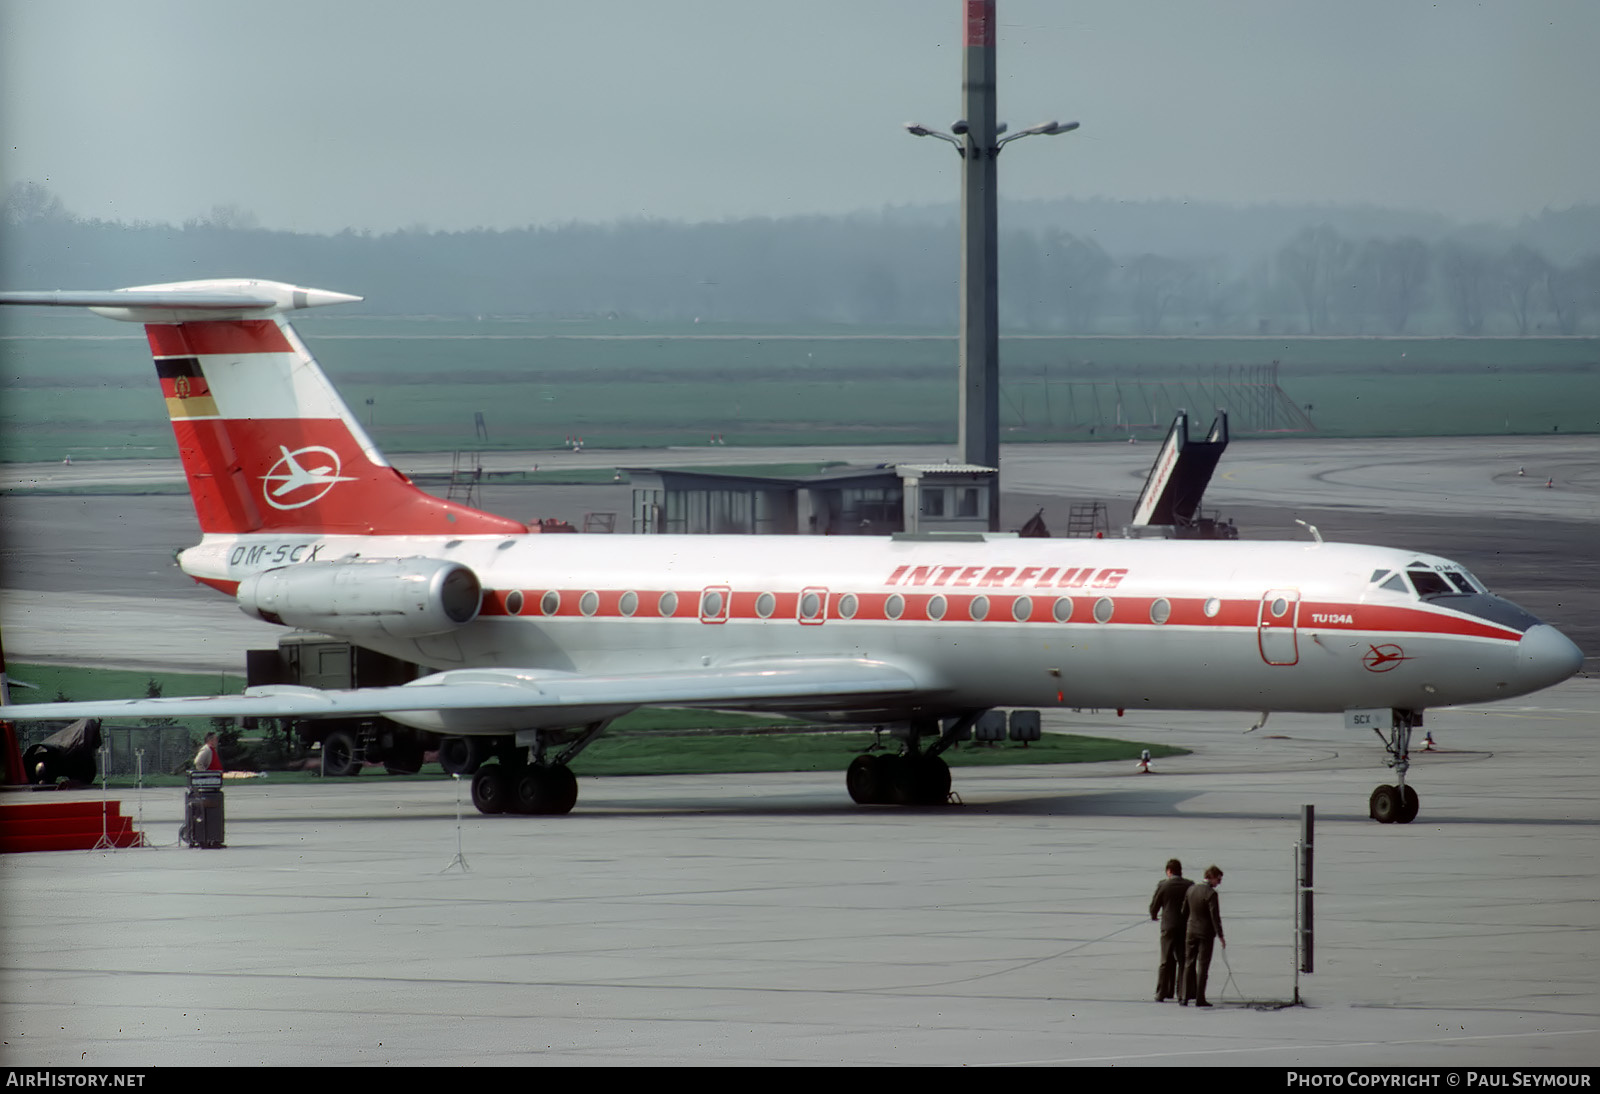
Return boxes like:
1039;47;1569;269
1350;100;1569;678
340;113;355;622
5;181;1598;335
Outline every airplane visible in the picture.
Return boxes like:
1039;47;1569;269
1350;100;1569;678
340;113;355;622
0;279;1584;822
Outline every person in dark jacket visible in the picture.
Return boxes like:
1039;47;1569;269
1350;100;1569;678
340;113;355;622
1180;865;1225;1006
1149;858;1193;1001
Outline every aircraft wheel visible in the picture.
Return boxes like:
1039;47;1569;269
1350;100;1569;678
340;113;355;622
438;737;486;776
847;754;888;805
879;755;909;803
471;766;511;815
1369;784;1401;824
383;738;424;776
513;766;577;815
902;755;950;805
1397;785;1420;824
889;754;951;806
321;729;361;777
919;756;951;804
545;765;579;815
512;768;548;814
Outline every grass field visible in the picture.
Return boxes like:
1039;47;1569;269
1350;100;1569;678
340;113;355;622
1;312;1594;462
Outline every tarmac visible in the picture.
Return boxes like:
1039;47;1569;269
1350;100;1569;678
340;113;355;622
1;435;1597;1067
1;685;1596;1067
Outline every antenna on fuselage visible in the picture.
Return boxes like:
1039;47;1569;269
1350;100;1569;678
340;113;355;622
1294;519;1323;544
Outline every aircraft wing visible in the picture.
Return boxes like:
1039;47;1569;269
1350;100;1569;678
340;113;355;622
0;659;926;732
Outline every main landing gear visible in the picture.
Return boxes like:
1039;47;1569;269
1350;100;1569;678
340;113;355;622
1369;709;1422;824
461;722;609;816
472;762;578;816
846;713;978;807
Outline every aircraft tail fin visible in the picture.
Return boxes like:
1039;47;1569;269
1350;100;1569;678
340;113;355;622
3;280;526;537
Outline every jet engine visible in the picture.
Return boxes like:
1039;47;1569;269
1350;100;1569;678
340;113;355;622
236;557;482;638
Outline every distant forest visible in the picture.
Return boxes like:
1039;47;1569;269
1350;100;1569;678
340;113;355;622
5;181;1599;335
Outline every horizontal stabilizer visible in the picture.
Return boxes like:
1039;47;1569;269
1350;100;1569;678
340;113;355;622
0;280;360;322
0;290;276;309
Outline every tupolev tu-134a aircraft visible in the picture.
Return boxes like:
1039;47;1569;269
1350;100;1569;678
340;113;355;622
0;280;1583;822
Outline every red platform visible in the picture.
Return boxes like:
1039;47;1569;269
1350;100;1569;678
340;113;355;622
0;799;147;853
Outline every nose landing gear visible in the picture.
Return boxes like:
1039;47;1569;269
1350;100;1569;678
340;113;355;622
1369;709;1422;824
1369;782;1419;824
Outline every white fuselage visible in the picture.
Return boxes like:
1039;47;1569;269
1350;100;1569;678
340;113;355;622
181;531;1568;719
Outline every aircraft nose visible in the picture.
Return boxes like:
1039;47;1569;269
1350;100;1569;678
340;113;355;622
1517;624;1584;690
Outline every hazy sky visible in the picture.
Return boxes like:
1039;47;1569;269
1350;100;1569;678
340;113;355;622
4;0;1598;233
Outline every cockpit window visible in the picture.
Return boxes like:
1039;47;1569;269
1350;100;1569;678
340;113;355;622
1370;569;1391;584
1407;570;1454;597
1384;565;1530;631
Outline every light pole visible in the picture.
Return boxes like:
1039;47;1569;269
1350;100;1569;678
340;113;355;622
905;1;1078;529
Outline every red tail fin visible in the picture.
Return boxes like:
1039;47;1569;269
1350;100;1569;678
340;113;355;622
2;279;526;536
148;314;524;535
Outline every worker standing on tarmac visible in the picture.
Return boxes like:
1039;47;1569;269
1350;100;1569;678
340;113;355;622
1180;865;1225;1007
1149;858;1193;1002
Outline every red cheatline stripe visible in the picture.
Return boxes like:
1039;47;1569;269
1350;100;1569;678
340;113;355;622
146;320;293;357
474;590;1522;641
193;577;240;595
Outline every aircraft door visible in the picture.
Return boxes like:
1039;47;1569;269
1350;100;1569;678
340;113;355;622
798;586;828;625
699;585;731;624
1257;589;1300;666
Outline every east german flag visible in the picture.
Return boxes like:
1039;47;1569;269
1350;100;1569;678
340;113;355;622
155;358;219;418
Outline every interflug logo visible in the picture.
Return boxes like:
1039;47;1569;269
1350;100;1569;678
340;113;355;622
262;445;357;510
1362;643;1412;673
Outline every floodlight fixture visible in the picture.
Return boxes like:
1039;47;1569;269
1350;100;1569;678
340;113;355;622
997;120;1081;151
903;122;966;154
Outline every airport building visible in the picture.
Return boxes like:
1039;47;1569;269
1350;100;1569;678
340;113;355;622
625;463;998;536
